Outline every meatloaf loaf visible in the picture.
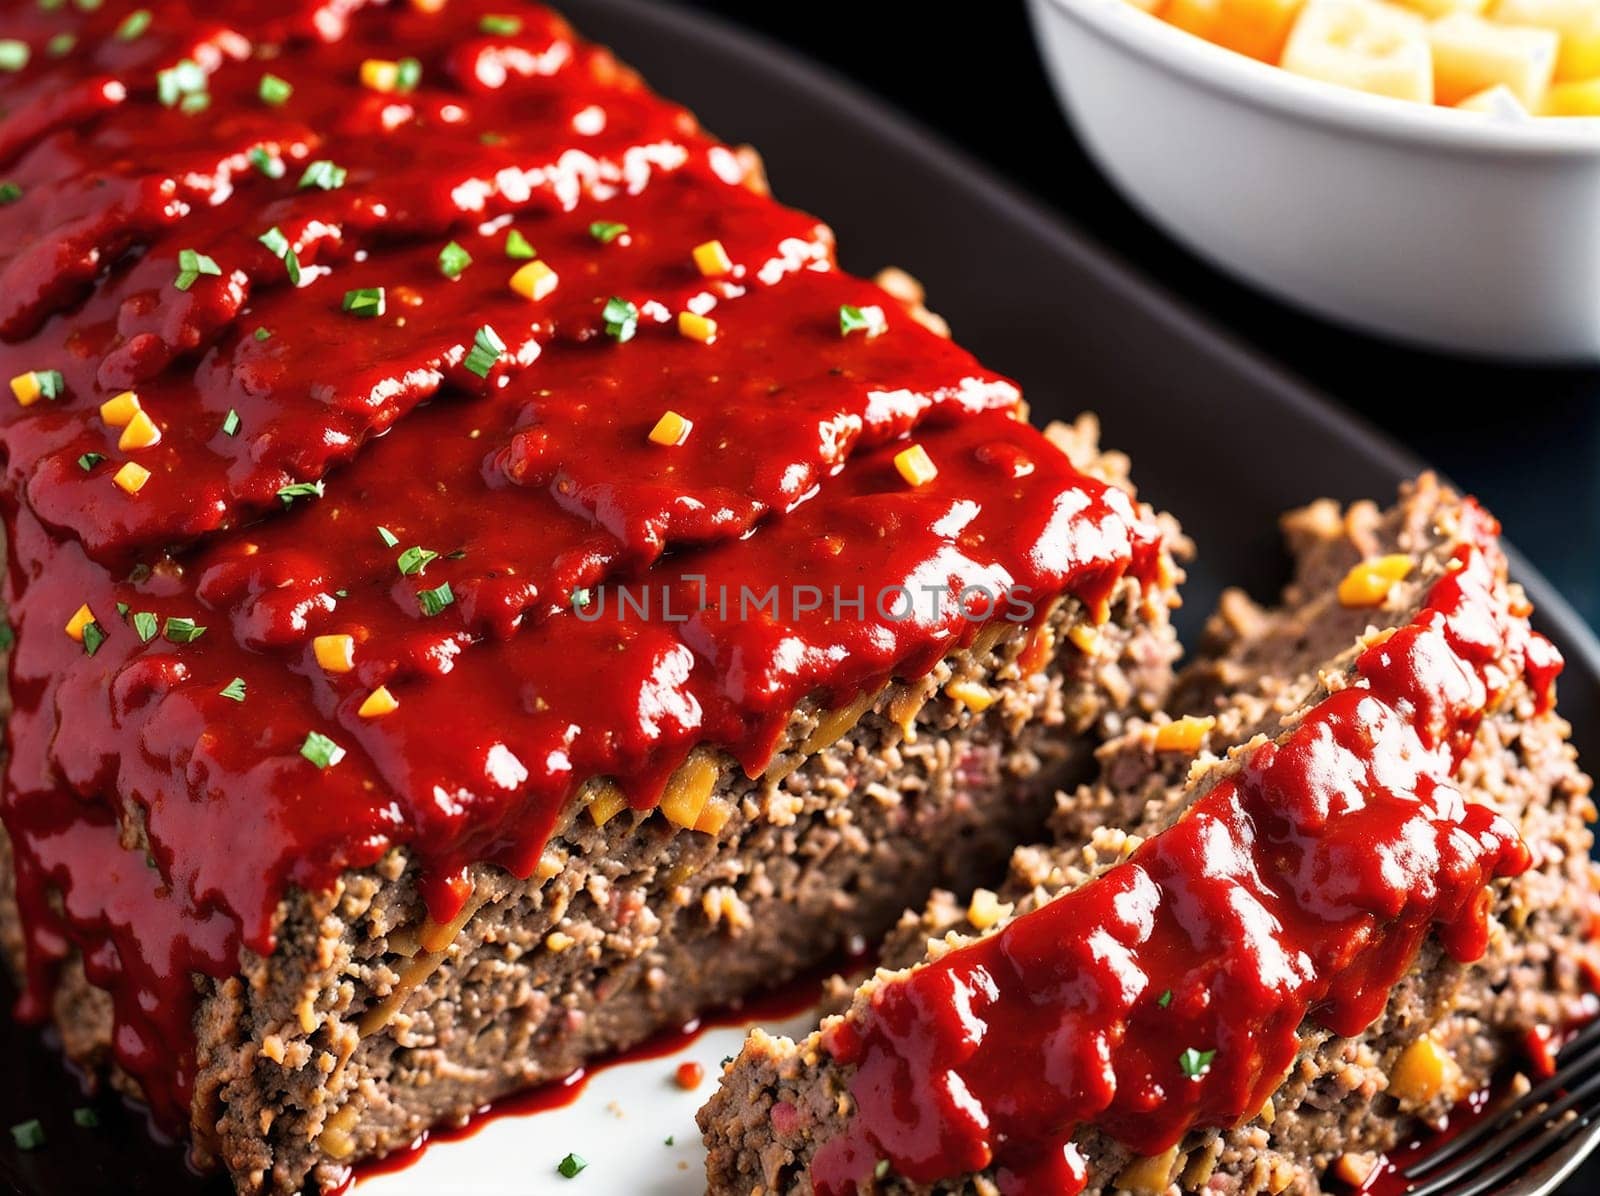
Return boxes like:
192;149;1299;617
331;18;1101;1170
700;477;1600;1195
0;3;1183;1192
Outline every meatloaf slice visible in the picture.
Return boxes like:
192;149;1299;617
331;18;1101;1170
699;478;1599;1196
0;412;1181;1195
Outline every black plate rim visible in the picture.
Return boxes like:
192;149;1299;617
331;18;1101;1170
580;0;1600;696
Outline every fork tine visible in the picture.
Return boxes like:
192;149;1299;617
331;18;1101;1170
1405;1069;1600;1196
1420;1100;1600;1196
1406;1025;1600;1179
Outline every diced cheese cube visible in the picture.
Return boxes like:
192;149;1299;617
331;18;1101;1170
1492;0;1600;78
1389;0;1486;20
1542;73;1600;108
1213;0;1309;59
1428;13;1559;107
1456;81;1535;111
1166;0;1223;37
1280;0;1434;102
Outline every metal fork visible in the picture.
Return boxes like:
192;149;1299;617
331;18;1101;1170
1396;1018;1600;1196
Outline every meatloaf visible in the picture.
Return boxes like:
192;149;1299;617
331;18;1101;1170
0;3;1182;1192
700;477;1600;1195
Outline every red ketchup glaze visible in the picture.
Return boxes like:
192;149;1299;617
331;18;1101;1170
0;0;1167;1141
812;511;1555;1196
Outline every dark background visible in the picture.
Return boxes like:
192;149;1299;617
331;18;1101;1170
665;0;1600;632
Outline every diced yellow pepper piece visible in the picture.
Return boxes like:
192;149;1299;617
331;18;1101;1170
1211;0;1308;61
1542;74;1600;110
357;685;399;718
658;752;718;828
100;391;141;427
1067;624;1102;656
692;239;733;277
113;461;150;494
313;633;355;673
945;679;997;713
677;311;718;343
1153;715;1216;752
693;795;736;836
360;58;401;93
586;781;629;827
509;259;558;301
117;408;162;451
9;371;42;407
893;444;938;487
1389;1036;1452;1104
1337;553;1414;607
64;603;95;642
648;409;693;447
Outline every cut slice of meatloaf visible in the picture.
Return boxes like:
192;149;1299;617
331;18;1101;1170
700;478;1600;1196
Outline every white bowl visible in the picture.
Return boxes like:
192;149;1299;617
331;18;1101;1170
1027;0;1600;360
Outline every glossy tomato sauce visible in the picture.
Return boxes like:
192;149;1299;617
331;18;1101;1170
0;0;1164;1133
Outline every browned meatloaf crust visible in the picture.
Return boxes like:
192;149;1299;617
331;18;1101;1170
0;418;1181;1193
698;476;1600;1196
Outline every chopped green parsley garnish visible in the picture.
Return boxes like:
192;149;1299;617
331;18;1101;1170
589;221;628;244
602;296;639;344
438;240;472;279
1157;989;1173;1009
258;72;292;106
570;588;592;611
397;546;438;576
219;676;247;702
505;229;535;260
0;181;21;204
377;525;399;548
478;131;506;146
38;0;65;11
1178;1047;1216;1079
396;56;422;92
277;480;325;506
0;40;30;72
76;0;104;10
464;324;505;378
115;8;151;40
81;620;105;656
71;1107;99;1129
132;611;157;642
163;616;206;644
248;146;285;180
258;226;302;285
299;730;345;769
116;602;129;617
9;1119;44;1150
663;1136;674;1147
46;32;75;58
156;58;206;109
174;248;220;291
180;91;210;114
253;326;272;341
556;1152;587;1179
444;548;466;560
839;304;877;336
342;286;386;318
298;159;347;191
417;581;454;617
0;622;12;651
221;408;241;436
77;452;104;471
33;369;64;400
480;14;523;35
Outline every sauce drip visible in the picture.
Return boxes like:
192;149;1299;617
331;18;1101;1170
0;0;1164;1135
813;510;1554;1195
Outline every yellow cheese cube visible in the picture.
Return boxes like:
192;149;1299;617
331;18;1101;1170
893;444;938;488
1492;0;1600;78
648;410;693;446
9;371;42;407
1166;0;1224;38
1542;73;1600;108
1280;0;1434;102
1213;0;1308;60
1428;13;1559;107
677;311;718;343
